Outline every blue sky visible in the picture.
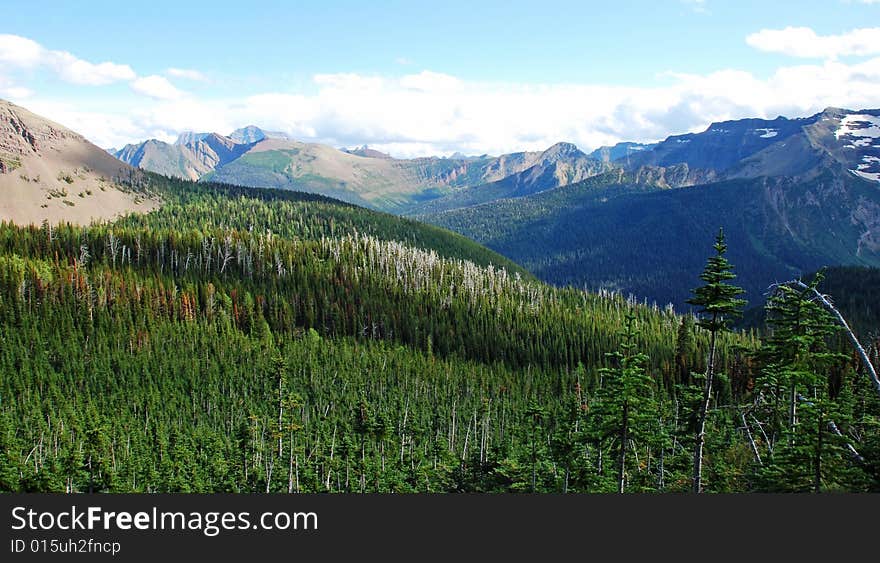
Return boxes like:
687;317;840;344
2;0;880;156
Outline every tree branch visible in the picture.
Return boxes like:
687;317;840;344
773;280;880;400
796;393;866;465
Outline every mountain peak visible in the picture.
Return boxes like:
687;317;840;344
820;106;849;115
542;142;584;160
229;125;293;144
229;125;266;144
174;131;210;146
202;132;234;145
342;145;392;159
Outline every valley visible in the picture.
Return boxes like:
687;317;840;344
114;104;880;309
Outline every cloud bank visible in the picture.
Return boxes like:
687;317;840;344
0;34;136;85
746;27;880;59
131;75;185;100
4;29;880;157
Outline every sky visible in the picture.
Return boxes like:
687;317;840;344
2;0;880;157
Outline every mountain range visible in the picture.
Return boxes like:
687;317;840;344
6;98;880;308
113;108;880;213
422;107;880;306
113;127;614;211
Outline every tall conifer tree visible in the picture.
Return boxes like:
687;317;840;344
687;229;745;493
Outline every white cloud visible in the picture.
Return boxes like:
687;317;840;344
50;55;877;157
746;26;880;59
0;34;135;85
0;35;43;67
5;28;879;159
0;74;33;100
399;71;463;93
131;75;185;100
0;85;33;99
49;51;136;85
167;67;208;82
16;55;880;156
21;100;166;148
251;60;880;157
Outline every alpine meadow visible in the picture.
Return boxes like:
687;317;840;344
2;1;880;496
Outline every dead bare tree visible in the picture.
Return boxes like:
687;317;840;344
774;279;880;400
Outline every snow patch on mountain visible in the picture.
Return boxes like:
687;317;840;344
836;114;880;141
754;128;778;138
853;155;880;182
854;170;880;182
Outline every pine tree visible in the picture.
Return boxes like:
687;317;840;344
674;314;695;387
754;272;866;491
524;401;548;493
687;228;745;493
588;314;657;492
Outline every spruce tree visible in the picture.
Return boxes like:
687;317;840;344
687;228;745;493
588;314;657;492
754;272;865;491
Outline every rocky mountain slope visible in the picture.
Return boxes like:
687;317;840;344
0;99;157;225
410;108;880;215
114;132;252;181
588;141;657;163
620;107;880;187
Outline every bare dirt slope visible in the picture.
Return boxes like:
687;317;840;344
0;99;158;225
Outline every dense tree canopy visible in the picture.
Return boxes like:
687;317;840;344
0;174;876;492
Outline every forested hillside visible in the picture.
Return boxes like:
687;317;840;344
819;266;880;338
424;170;880;308
116;177;530;277
1;173;877;493
742;266;880;339
818;267;880;338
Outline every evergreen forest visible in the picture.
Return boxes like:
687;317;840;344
2;174;878;493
